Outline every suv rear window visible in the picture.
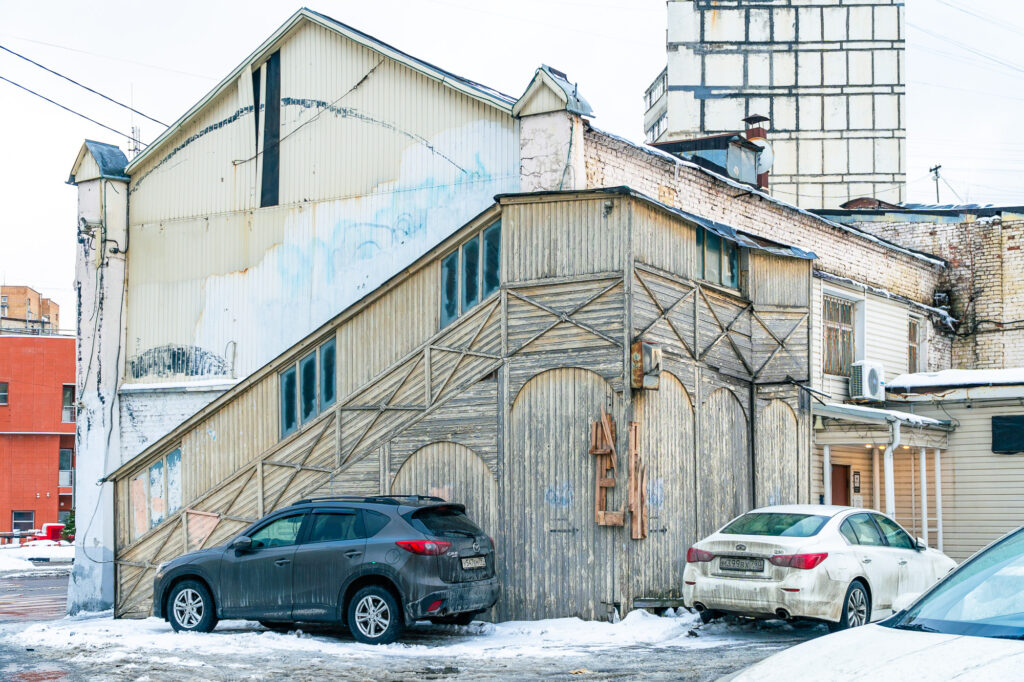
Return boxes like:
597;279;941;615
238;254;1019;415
721;513;828;537
408;506;483;538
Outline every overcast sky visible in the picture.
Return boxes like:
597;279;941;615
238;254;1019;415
1;0;1021;320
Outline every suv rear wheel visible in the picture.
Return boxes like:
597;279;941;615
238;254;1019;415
168;580;217;633
347;585;402;644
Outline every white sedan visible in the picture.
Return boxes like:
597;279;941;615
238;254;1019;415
683;505;955;630
726;526;1024;681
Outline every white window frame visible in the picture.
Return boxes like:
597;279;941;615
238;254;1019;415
908;315;925;373
822;288;864;377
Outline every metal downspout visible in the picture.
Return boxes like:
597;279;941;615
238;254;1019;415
884;420;900;517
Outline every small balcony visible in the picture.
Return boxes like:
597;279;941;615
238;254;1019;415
62;405;77;422
59;469;74;488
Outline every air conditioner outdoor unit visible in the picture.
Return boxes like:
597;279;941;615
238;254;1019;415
850;361;885;402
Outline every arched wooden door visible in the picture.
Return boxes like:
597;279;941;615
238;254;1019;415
505;367;618;621
634;371;694;599
755;399;799;507
390;441;497;536
698;387;750;538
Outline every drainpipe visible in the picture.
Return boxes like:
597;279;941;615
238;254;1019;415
884;420;901;517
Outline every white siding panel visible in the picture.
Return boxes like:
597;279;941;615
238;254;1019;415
123;21;517;386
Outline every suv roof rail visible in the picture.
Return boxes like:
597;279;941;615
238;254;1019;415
291;494;447;506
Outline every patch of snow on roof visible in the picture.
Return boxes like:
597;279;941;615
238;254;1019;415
889;368;1024;390
823;403;945;426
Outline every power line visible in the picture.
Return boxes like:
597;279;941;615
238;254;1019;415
0;33;215;80
932;0;1024;38
0;43;167;126
0;75;145;146
908;22;1024;78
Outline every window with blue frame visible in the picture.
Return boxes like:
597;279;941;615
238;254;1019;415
280;337;338;440
440;220;501;329
696;227;740;289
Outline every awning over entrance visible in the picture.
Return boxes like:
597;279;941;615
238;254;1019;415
812;402;954;551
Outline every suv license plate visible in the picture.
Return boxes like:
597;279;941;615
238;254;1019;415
461;556;486;570
719;557;764;572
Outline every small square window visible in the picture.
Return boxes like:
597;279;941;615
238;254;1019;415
12;511;34;533
0;382;7;405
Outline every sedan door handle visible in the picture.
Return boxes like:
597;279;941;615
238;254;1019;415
344;550;363;558
274;558;291;567
861;557;872;564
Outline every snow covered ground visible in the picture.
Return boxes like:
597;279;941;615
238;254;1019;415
0;608;823;680
0;542;74;577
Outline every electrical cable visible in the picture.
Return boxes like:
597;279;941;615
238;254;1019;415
0;43;167;126
0;74;146;146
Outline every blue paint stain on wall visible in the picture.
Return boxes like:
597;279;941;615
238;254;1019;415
647;478;665;508
545;482;573;508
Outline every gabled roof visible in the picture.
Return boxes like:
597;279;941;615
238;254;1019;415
67;140;129;184
125;7;515;175
512;65;594;118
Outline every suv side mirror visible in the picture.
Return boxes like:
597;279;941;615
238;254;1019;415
231;536;253;552
915;538;927;552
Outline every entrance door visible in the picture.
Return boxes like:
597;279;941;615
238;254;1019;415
831;464;851;506
506;368;618;621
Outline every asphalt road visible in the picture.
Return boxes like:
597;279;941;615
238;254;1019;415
0;573;69;624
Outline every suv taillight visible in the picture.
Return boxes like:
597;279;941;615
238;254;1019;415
396;540;451;556
686;547;714;563
769;553;828;570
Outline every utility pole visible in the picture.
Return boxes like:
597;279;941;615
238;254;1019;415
929;164;942;204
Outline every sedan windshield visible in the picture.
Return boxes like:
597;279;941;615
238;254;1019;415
720;513;828;537
887;528;1024;640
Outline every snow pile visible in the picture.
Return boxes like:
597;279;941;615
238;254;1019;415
0;554;35;572
1;609;763;664
0;541;74;563
889;368;1024;391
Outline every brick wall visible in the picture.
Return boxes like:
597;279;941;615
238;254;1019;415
850;217;1024;369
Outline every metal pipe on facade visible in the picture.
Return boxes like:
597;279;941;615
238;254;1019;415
884;420;900;517
934;448;944;552
872;447;881;511
823;445;831;505
919;447;929;545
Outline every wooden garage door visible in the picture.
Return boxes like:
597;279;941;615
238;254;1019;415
698;387;750;538
504;367;618;621
634;371;694;599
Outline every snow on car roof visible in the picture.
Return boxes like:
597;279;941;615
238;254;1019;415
748;505;852;518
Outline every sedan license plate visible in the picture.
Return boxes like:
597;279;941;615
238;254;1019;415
719;556;764;572
461;556;486;570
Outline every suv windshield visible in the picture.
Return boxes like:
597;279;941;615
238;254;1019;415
721;513;828;537
408;506;483;538
886;528;1024;640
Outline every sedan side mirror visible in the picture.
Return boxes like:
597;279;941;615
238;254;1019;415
915;538;927;552
231;536;253;552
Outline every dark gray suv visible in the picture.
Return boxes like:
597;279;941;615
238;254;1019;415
152;496;499;644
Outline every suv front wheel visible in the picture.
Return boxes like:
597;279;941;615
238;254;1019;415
347;585;403;644
168;579;217;633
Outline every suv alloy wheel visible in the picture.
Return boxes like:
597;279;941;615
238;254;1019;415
348;585;403;644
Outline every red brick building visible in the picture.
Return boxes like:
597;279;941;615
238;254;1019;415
0;333;76;535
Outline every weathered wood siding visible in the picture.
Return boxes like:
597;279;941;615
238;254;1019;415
503;368;620;621
698;386;750;538
755;398;800;507
633;371;694;599
502;196;625;282
631;202;699;280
